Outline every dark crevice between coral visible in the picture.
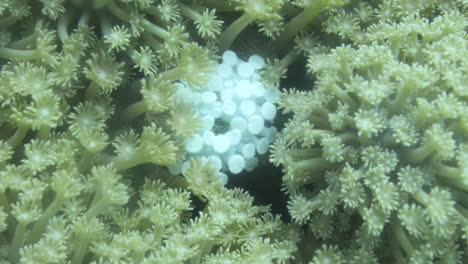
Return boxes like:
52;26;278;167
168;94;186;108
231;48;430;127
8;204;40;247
224;60;311;224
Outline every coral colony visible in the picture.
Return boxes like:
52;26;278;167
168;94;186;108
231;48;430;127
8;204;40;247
170;50;279;181
0;1;466;264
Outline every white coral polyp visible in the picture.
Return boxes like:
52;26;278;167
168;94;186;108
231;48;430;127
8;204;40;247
173;51;280;179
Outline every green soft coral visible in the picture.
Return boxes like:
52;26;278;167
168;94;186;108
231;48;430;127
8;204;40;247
272;2;468;263
0;0;467;264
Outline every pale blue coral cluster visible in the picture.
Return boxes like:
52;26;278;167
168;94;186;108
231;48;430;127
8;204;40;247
170;51;279;180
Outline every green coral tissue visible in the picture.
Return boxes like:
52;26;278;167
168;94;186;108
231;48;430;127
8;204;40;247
0;0;466;263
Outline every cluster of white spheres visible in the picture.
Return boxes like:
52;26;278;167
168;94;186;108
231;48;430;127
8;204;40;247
169;51;280;184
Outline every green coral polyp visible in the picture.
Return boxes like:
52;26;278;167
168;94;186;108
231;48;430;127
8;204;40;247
272;3;467;263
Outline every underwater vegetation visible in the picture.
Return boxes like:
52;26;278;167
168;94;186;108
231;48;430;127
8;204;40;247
0;0;466;263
